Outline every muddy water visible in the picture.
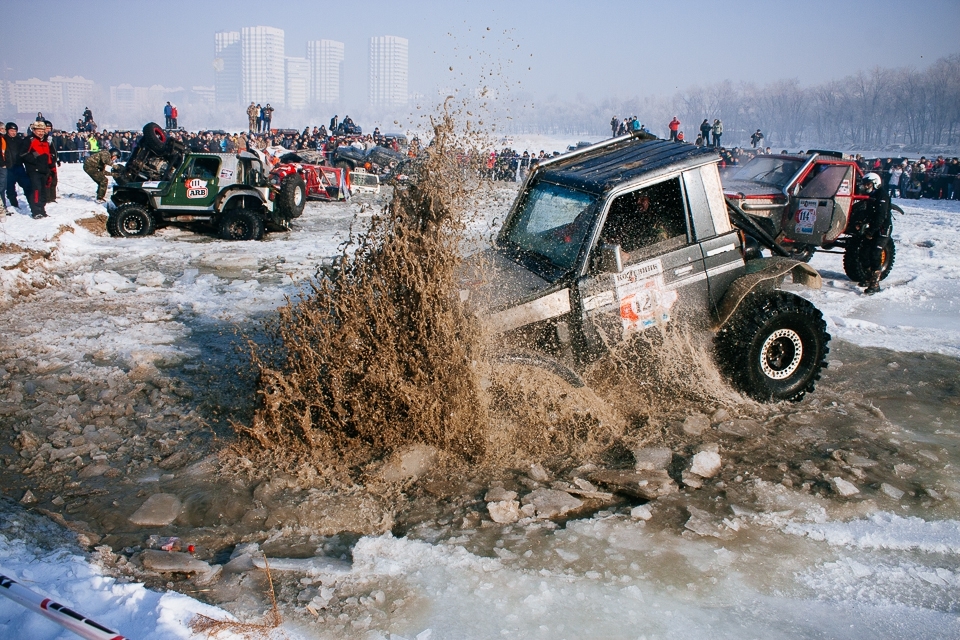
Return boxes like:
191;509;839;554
3;333;960;638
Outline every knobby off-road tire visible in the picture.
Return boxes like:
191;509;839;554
842;236;895;284
141;122;167;153
106;203;156;237
715;291;830;402
277;174;306;219
218;208;264;241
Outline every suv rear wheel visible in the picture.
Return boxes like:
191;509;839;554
218;208;264;241
715;291;829;402
107;203;156;237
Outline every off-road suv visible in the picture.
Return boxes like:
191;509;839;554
722;151;902;283
461;134;831;402
107;122;306;241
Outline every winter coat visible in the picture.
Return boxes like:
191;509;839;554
22;135;54;175
163;104;173;117
4;133;27;169
713;121;723;135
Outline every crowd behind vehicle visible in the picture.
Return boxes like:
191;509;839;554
4;105;959;223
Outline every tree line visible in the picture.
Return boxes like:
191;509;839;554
494;54;960;152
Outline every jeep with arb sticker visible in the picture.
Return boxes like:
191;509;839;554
106;122;307;241
461;133;831;402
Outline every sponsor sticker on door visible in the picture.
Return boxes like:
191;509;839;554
186;178;208;199
219;168;234;180
796;199;818;235
613;259;678;333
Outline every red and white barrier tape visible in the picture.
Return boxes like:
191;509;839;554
0;572;129;640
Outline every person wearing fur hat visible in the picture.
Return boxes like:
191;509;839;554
21;121;55;219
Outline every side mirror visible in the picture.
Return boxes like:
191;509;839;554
595;243;623;274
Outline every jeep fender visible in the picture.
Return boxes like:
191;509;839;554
712;257;822;329
216;187;266;213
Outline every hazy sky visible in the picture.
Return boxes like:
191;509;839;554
3;0;958;108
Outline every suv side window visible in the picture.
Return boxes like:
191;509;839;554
184;157;220;180
599;177;688;261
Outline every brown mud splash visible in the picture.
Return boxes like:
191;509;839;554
239;108;487;469
235;111;742;478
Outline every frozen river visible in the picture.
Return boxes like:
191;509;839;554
1;164;959;639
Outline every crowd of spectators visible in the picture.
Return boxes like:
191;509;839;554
857;155;960;200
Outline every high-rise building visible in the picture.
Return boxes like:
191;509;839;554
214;31;242;106
285;57;309;110
49;76;94;115
369;36;408;108
110;84;138;113
241;26;285;106
307;39;344;105
10;78;62;114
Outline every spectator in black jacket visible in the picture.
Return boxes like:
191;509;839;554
4;122;31;212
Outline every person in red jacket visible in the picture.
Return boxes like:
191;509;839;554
20;121;54;219
668;116;680;141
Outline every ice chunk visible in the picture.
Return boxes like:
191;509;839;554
689;451;722;478
252;555;351;577
487;500;521;524
831;477;860;497
485;486;518;502
129;493;182;526
521;488;582;519
528;463;550;482
633;446;673;471
136;271;166;287
140;550;220;585
881;483;905;500
630;505;653;521
591;469;677;500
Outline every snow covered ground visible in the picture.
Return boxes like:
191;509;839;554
1;164;959;639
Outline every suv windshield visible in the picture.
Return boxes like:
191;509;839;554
731;157;804;188
501;182;598;273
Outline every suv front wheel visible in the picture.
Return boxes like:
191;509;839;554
715;291;830;402
218;208;264;241
107;203;156;238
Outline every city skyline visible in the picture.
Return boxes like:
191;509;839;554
1;24;410;121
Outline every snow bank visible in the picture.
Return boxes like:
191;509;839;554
0;511;245;640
